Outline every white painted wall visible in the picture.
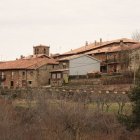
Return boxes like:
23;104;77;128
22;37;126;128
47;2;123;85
69;55;100;75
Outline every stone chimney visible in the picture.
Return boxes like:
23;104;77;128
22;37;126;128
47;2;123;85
85;41;88;46
20;55;24;59
94;40;97;46
120;40;124;48
33;45;50;56
100;38;102;45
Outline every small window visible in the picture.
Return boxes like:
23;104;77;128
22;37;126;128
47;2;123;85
10;81;14;87
22;80;26;87
57;73;61;79
52;73;56;79
11;72;14;79
36;48;39;54
52;65;55;69
44;48;46;54
28;81;32;85
2;72;4;79
63;63;66;69
22;71;25;76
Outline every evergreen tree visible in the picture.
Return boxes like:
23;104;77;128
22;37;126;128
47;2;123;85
118;67;140;130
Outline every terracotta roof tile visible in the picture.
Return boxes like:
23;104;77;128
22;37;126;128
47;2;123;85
86;43;140;54
63;38;138;55
0;57;58;70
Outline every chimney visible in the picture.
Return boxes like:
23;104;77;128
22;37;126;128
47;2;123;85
20;55;24;59
94;40;97;46
100;38;102;45
120;40;124;48
85;41;88;46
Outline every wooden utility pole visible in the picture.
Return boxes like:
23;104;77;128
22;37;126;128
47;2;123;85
134;54;136;85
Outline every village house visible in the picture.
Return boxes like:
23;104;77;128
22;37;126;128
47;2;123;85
50;54;101;86
54;38;139;73
0;45;58;89
128;43;140;71
58;54;101;75
50;69;69;86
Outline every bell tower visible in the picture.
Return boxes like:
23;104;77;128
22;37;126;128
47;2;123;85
33;45;50;56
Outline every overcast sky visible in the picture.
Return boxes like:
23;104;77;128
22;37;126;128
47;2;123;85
0;0;140;60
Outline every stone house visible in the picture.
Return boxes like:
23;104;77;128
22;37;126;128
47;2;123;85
86;42;131;73
50;69;69;86
0;45;58;89
128;43;140;71
56;38;139;73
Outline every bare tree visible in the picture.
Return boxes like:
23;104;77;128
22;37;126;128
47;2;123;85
132;30;140;41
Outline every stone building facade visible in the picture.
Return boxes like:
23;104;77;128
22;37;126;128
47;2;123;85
56;38;139;73
0;46;58;89
129;44;140;71
33;45;50;56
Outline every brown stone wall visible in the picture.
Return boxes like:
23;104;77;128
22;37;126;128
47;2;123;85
0;64;59;89
37;64;59;86
58;61;69;69
94;53;107;61
33;46;50;56
0;70;39;89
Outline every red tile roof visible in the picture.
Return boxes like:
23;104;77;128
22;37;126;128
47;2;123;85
63;38;138;55
0;56;58;70
86;43;140;54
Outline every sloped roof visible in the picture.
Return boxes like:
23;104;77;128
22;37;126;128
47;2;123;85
33;44;50;48
23;54;50;59
59;54;101;62
86;43;140;55
59;55;81;61
0;57;58;70
130;43;140;51
63;38;138;55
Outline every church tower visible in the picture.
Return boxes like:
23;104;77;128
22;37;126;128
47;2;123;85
33;45;50;56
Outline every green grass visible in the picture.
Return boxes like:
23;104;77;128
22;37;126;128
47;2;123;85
88;102;132;114
12;99;132;114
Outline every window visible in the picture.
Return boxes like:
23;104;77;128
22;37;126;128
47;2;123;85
44;48;46;54
52;73;56;79
2;72;4;79
11;71;14;79
35;48;39;54
22;80;26;87
63;63;66;69
22;71;25;76
28;81;32;85
10;81;14;87
36;48;39;54
52;65;55;69
0;72;6;81
57;73;61;79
